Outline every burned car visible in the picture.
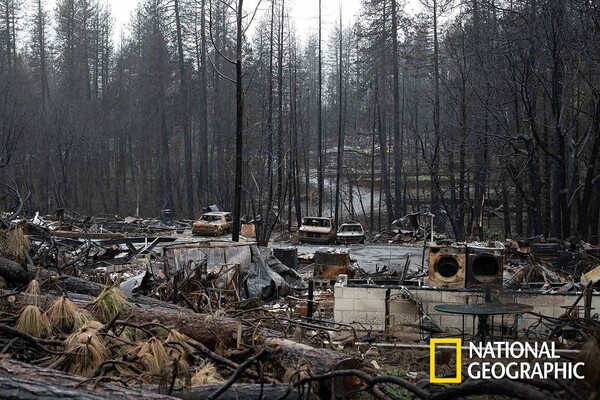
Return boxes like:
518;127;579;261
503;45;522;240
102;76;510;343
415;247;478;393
192;212;233;236
298;217;336;244
337;222;365;244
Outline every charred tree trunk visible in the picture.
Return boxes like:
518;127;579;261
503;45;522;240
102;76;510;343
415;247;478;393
317;0;324;216
334;9;343;228
198;0;209;208
521;0;543;236
370;96;376;233
392;0;400;221
549;1;567;238
458;80;467;241
590;190;600;245
501;174;512;238
577;96;600;240
174;0;194;219
431;0;442;227
231;0;244;242
276;0;285;216
264;0;275;244
515;189;524;237
377;104;393;226
291;43;302;228
254;0;276;247
36;0;50;108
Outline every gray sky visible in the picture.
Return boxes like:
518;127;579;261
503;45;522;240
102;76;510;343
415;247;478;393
108;0;136;40
109;0;364;44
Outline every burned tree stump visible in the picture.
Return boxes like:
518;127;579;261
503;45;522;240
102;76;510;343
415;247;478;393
0;257;29;286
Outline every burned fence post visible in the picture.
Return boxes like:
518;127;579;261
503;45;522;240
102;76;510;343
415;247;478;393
307;279;314;320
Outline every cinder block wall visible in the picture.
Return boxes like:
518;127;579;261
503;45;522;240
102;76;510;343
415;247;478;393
334;285;600;336
334;287;387;331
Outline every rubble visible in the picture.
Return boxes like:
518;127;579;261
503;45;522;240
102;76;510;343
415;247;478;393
0;208;598;399
313;248;353;280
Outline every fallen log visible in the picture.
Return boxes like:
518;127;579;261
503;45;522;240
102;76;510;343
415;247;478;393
0;257;29;285
0;289;360;393
0;374;108;400
263;337;359;375
0;289;281;349
51;276;197;312
51;276;103;297
428;378;554;400
128;303;259;349
263;338;363;397
174;384;300;400
0;358;175;399
144;383;301;399
0;359;299;399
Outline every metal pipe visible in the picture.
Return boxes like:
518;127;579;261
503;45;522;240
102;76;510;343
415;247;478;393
333;341;582;354
430;213;434;243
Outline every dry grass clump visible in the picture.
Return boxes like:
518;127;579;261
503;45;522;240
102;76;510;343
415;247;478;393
16;305;50;338
24;279;41;307
134;337;171;385
1;226;30;263
46;296;93;334
191;362;223;384
284;364;318;392
81;320;103;330
284;365;311;383
25;279;41;297
165;329;194;384
74;310;95;331
55;326;108;377
120;326;145;342
167;329;195;353
90;286;131;323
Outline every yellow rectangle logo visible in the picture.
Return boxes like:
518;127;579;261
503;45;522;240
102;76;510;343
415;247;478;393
430;338;462;383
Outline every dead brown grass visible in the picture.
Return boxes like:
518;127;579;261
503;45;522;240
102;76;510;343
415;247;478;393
24;279;41;307
16;305;49;338
166;329;195;353
56;326;108;377
46;296;93;334
1;226;30;263
133;337;171;385
191;362;223;384
90;286;132;323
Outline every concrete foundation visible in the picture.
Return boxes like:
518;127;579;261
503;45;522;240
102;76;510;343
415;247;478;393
334;284;599;337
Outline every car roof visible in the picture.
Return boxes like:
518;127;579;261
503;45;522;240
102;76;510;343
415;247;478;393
340;222;362;226
203;212;231;216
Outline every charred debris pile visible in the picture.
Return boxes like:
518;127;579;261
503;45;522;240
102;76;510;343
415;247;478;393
0;211;597;399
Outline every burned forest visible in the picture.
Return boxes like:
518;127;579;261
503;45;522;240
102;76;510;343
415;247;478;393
0;0;600;399
0;0;599;243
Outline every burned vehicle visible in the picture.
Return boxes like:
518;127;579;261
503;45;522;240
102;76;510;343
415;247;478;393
337;222;365;244
192;212;233;236
298;217;336;244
